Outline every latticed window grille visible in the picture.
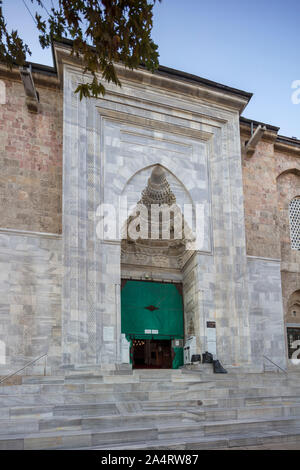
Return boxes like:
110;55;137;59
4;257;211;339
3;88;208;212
289;198;300;250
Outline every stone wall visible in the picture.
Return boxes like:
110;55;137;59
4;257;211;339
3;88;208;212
241;128;300;350
276;167;300;324
0;230;62;374
0;73;62;234
247;257;286;369
241;136;281;259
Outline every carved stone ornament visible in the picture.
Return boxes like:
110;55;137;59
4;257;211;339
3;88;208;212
121;165;195;270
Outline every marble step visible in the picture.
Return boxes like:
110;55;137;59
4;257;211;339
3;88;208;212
89;427;300;450
137;394;300;411
0;380;279;394
7;402;119;419
18;375;297;388
4;376;300;397
62;370;182;381
206;403;300;421
159;415;300;438
5;402;300;436
3;394;300;413
206;395;300;410
0;378;270;392
4;402;300;428
12;370;300;388
3;398;206;419
203;416;300;436
0;387;224;404
2;385;300;410
0;388;229;404
0;426;159;450
5;368;300;384
3;380;300;398
1;415;300;450
63;367;133;376
0;411;190;435
20;376;65;384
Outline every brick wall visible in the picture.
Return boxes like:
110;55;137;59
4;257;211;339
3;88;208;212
275;161;300;319
241;136;281;259
0;72;62;234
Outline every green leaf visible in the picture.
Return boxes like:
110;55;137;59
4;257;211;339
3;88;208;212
0;0;161;98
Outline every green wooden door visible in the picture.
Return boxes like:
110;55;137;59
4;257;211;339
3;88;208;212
121;280;184;368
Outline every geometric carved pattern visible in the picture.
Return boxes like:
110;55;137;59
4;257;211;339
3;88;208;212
289;198;300;250
87;153;97;356
140;165;176;207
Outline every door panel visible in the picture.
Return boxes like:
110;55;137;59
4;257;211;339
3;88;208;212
122;280;184;369
121;280;183;338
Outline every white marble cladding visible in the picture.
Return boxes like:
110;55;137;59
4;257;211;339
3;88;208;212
247;257;287;370
62;63;253;367
0;230;62;373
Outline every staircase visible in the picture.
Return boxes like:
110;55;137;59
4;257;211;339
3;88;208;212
1;366;300;450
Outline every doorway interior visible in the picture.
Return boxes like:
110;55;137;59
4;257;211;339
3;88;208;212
131;338;172;369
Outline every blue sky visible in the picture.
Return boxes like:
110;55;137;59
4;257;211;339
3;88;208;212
3;0;300;137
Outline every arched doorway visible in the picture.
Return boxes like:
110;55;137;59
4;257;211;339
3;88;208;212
120;165;196;368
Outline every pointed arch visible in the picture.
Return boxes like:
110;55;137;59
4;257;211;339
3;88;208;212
121;163;195;210
276;168;300;181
